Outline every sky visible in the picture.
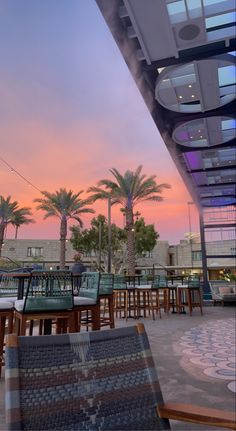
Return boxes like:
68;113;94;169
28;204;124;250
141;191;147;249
0;0;199;244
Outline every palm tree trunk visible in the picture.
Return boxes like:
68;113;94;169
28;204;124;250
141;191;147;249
126;208;135;276
15;225;19;239
0;222;5;257
60;215;67;269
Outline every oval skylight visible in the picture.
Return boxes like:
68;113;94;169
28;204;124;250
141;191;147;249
155;57;236;112
173;116;236;147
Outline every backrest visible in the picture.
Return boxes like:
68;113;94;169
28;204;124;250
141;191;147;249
0;273;19;298
23;270;73;313
152;275;167;288
188;275;200;288
5;325;170;431
139;275;149;285
99;273;114;295
79;272;100;301
113;274;127;289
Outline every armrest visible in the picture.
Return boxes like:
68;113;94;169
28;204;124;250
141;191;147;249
157;402;236;430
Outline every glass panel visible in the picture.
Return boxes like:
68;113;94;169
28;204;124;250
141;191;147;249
167;0;187;24
218;65;236;86
170;73;196;87
220;84;236;96
186;0;202;19
204;0;236;16
206;11;236;29
207;26;236;41
221;119;236;130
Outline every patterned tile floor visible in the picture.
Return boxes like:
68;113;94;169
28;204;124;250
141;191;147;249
0;305;235;430
179;317;235;394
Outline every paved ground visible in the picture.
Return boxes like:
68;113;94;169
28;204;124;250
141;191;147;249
1;304;235;430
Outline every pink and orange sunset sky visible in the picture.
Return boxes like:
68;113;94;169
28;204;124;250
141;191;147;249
0;0;199;244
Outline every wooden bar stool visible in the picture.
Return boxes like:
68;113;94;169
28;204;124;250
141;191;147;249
98;273;115;329
113;275;129;320
0;302;14;377
177;279;203;316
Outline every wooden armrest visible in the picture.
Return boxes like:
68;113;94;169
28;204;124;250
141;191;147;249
157;402;236;430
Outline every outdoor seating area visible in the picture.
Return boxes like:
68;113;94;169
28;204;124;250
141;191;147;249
0;305;235;431
1;270;235;431
0;270;204;380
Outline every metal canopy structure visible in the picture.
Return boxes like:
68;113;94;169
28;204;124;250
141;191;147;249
96;0;236;211
96;0;236;291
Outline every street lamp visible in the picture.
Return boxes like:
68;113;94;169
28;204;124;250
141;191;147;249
187;202;194;271
107;195;112;273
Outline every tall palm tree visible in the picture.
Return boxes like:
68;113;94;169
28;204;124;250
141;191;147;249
12;209;35;239
0;195;33;256
87;165;171;275
34;188;95;268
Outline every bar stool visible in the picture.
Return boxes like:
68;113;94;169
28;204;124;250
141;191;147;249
14;270;75;335
73;272;101;331
113;275;129;320
0;301;14;377
177;276;203;316
99;273;115;329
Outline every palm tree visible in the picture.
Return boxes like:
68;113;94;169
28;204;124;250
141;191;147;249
34;188;95;268
0;195;33;256
87;165;171;275
11;209;35;239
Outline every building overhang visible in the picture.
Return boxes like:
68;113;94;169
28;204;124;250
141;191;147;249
96;0;236;211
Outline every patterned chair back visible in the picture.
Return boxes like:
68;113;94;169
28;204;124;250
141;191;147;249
152;275;167;288
79;272;100;301
5;325;170;431
0;273;19;298
188;275;200;288
113;274;127;289
23;270;73;313
99;273;114;295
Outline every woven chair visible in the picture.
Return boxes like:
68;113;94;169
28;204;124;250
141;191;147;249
73;272;101;331
14;270;74;335
5;324;236;430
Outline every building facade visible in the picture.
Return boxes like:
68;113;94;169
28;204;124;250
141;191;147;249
1;238;235;280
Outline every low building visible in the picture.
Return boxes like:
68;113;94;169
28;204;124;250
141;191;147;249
1;238;235;280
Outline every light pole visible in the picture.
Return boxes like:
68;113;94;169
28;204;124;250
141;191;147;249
107;195;112;273
187;202;194;271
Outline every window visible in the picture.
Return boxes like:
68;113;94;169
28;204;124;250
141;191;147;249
230;248;236;255
138;251;153;258
27;247;43;257
192;251;202;261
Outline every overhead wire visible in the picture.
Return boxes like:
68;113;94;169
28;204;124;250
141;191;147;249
0;155;42;194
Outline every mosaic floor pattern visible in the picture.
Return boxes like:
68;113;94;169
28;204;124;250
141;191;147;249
180;318;236;393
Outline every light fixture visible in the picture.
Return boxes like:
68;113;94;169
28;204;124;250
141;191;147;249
191;95;195;98
190;136;193;139
179;95;183;99
200;135;203;138
188;84;192;88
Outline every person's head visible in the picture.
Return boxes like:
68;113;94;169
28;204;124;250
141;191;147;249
73;252;83;262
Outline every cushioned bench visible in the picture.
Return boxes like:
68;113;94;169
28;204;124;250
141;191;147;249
209;281;236;306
